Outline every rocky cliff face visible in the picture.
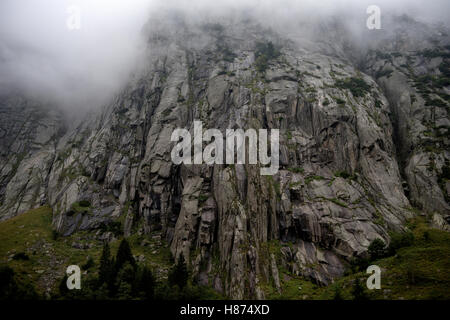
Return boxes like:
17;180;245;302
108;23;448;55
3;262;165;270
1;15;449;298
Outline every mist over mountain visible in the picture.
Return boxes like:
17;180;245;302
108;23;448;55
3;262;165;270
0;0;449;112
0;0;449;301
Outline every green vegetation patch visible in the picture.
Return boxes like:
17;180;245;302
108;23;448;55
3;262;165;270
0;206;223;300
304;175;324;184
320;217;450;300
288;167;305;174
335;77;371;98
254;41;281;73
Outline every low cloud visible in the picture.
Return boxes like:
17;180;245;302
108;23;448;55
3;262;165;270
0;0;448;113
0;0;151;111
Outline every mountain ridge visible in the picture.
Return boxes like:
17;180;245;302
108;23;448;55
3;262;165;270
0;14;449;299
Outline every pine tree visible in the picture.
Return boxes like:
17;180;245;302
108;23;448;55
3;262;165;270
333;285;344;300
99;243;112;285
351;278;369;301
115;262;136;300
168;254;188;289
115;238;136;271
0;266;16;299
135;266;155;300
58;274;69;297
0;265;38;300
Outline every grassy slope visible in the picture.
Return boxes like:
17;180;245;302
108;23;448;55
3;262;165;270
0;206;172;296
1;207;449;299
266;217;450;300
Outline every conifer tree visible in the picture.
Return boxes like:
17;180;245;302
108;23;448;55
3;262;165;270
99;243;112;285
352;278;369;301
115;262;136;300
115;238;136;271
135;266;155;300
168;254;188;289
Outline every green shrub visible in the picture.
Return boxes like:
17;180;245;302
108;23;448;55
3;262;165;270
349;256;370;273
305;175;324;184
330;198;348;208
198;194;209;205
351;278;369;300
289;167;305;174
79;200;91;207
420;49;450;59
0;266;38;299
335;97;346;105
51;229;60;241
81;256;95;271
387;231;415;255
368;238;386;261
335;77;371;97
333;285;344;300
168;255;189;290
334;171;351;179
70;201;91;215
12;252;29;261
254;41;281;73
100;221;122;237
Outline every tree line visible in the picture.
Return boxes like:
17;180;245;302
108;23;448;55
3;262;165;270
56;238;220;300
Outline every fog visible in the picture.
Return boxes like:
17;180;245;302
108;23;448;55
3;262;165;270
0;0;151;111
0;0;448;112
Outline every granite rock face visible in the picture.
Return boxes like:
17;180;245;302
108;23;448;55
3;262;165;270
0;16;449;298
0;96;64;219
364;18;450;216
